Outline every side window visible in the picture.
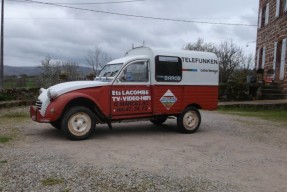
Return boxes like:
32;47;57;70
155;56;182;82
119;61;149;82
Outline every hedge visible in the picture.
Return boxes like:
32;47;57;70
0;88;39;101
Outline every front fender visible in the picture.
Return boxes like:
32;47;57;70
44;87;110;122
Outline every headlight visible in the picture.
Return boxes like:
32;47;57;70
47;89;58;100
39;88;46;95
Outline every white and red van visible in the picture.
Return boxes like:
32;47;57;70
30;47;219;140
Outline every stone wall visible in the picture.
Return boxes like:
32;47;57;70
256;0;287;90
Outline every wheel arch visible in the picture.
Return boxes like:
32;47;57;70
62;97;107;123
184;103;202;111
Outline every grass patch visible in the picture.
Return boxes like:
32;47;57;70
0;136;12;143
0;160;8;164
218;107;287;123
41;177;64;186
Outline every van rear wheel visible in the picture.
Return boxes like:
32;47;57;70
177;107;201;133
62;106;95;140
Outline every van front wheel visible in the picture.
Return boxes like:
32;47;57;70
177;107;201;133
150;116;167;125
62;106;95;140
50;119;61;129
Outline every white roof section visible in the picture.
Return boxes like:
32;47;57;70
107;55;149;65
126;46;218;61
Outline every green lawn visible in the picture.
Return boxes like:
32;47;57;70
218;107;287;123
4;77;38;89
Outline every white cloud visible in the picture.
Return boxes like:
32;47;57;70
3;0;258;66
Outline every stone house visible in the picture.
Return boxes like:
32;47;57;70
256;0;287;93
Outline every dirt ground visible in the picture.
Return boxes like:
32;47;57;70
1;107;287;191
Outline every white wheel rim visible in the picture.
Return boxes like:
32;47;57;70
183;111;199;130
68;112;91;136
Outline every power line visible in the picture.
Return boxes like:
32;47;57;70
8;0;146;5
5;17;258;21
8;0;258;27
45;0;146;5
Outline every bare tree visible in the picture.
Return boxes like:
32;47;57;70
60;60;80;81
86;45;112;75
231;53;254;83
36;56;60;88
36;56;80;88
216;40;244;83
183;38;216;52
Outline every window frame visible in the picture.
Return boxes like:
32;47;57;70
259;3;270;28
116;60;150;84
155;55;182;83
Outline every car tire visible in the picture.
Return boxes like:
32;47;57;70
61;106;95;140
50;119;61;129
177;107;201;133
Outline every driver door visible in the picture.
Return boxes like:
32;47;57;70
111;60;152;117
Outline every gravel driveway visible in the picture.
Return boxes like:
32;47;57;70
0;107;287;192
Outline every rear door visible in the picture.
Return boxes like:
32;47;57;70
152;55;184;115
111;60;152;118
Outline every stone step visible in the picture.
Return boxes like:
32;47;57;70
262;89;282;94
261;93;286;100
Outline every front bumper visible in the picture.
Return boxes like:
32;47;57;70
30;106;50;123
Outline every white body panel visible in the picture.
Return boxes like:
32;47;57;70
124;47;219;85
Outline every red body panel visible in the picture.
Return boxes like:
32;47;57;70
152;85;218;115
30;84;218;123
111;85;152;117
30;106;49;123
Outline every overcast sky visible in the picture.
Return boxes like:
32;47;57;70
4;0;259;67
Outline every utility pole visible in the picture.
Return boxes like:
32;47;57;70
0;0;4;90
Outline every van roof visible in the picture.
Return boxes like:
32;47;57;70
126;46;217;61
107;55;149;65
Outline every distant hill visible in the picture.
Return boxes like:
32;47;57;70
4;65;93;76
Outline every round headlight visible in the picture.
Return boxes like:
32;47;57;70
47;89;58;99
39;88;46;95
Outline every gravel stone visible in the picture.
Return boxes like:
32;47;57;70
0;107;287;192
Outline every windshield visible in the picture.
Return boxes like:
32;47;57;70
98;63;122;78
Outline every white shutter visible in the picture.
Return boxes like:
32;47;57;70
258;9;262;28
285;0;287;12
262;47;266;68
257;49;260;69
273;42;278;79
276;0;280;17
265;3;270;25
273;42;278;70
280;39;286;80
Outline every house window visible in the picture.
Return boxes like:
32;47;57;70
276;0;287;17
259;3;269;28
276;0;280;17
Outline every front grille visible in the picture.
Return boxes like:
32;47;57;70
35;100;42;110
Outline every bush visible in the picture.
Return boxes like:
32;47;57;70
0;88;39;101
219;82;250;101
